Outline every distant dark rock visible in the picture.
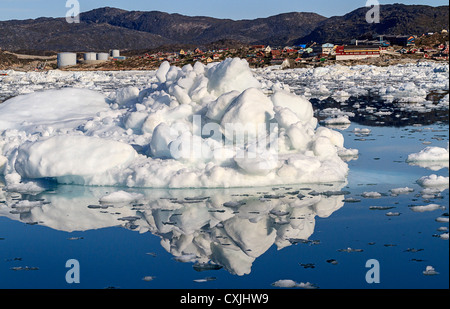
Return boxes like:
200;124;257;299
0;4;447;52
294;4;449;45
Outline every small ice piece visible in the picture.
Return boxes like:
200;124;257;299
271;280;317;289
344;197;361;203
435;217;449;223
369;206;395;210
353;128;371;135
409;204;444;212
271;279;298;288
142;276;156;282
193;277;216;283
99;191;144;203
417;174;449;189
390;187;414;196
362;192;382;198
407;145;449;163
423;266;439;276
439;233;449;240
337;247;363;253
386;212;401;216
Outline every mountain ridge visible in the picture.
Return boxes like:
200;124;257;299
0;4;448;52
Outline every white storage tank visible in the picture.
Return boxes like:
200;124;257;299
84;52;97;61
97;53;109;61
57;53;77;68
111;50;120;57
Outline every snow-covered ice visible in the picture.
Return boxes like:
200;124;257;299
0;58;352;189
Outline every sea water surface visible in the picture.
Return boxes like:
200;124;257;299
0;66;448;289
0;121;447;289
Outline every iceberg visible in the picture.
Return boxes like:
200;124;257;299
1;58;351;188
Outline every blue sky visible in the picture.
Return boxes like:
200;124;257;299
0;0;448;21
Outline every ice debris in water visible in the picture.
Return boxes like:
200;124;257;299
422;266;439;276
271;279;318;289
407;144;449;163
409;204;444;212
389;187;414;196
361;192;382;198
0;58;353;189
417;175;449;189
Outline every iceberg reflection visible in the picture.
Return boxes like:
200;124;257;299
0;183;347;276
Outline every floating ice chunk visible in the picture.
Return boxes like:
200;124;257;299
99;191;144;203
417;174;449;189
386;212;401;216
390;187;414;196
337;247;363;252
353;128;371;135
1;58;352;189
193;277;216;283
0;88;109;131
407;145;449;163
15;135;137;181
409;204;444;212
439;233;449;240
5;180;46;194
271;279;317;289
362;191;382;198
271;279;298;288
423;266;439;276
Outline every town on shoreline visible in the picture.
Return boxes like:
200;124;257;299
1;31;448;73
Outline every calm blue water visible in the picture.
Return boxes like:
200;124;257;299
0;122;448;290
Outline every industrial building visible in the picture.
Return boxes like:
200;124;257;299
57;52;77;68
56;50;124;68
335;45;381;60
